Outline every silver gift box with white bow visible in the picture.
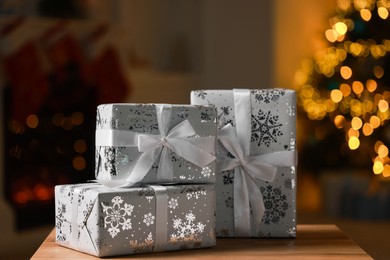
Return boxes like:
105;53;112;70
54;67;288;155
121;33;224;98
191;89;297;238
95;104;217;186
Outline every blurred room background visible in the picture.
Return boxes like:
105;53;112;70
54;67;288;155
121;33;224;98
0;0;389;259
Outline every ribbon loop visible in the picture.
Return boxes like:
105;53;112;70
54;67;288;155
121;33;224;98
138;134;162;152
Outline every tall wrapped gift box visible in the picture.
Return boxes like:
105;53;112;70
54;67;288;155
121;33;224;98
191;89;297;237
55;183;216;257
95;104;217;186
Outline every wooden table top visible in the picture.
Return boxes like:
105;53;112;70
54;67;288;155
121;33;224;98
31;224;371;259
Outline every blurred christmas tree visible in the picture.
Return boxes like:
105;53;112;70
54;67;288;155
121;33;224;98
296;0;390;177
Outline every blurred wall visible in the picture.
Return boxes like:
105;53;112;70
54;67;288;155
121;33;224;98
274;0;335;88
200;0;273;89
120;0;274;104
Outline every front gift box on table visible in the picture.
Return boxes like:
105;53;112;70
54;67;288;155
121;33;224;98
95;104;217;186
191;89;298;238
55;183;216;257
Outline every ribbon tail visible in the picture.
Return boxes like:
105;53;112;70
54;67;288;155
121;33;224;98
157;147;174;182
233;168;251;237
126;148;162;185
246;174;265;236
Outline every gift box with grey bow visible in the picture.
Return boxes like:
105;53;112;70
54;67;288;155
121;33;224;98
191;89;297;237
95;104;217;186
55;183;216;257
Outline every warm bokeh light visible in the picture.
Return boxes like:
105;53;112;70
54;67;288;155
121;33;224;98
340;83;351;96
371;44;386;58
360;9;372;21
26;114;39;129
352;81;364;94
362;123;374;136
374;65;384;78
13;190;32;204
71;112;84;125
373;161;384;174
74;139;87;153
334;22;348;35
354;0;368;10
378;99;389;112
33;184;52;201
340;66;352;79
62;118;74;131
351;117;363;129
337;0;351;11
383;165;390;177
370;115;381;128
378;144;389;158
325;29;338;42
366;79;377;92
348;136;360;150
348;42;363;56
330;89;343;102
378;6;389;19
375;140;384;153
348;128;360;138
334;115;346;128
73;156;86;171
8;120;25;134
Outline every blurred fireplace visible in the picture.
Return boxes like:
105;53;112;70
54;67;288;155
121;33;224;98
1;32;98;228
3;85;96;229
0;17;129;230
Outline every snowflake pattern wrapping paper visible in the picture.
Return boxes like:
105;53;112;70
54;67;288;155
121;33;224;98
95;104;217;185
191;89;297;237
55;183;216;257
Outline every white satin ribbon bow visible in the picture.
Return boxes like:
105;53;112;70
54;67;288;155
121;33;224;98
96;104;216;188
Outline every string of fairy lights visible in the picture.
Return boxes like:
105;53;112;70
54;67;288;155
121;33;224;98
295;0;390;177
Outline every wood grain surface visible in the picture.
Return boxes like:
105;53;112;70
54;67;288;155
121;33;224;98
31;225;371;259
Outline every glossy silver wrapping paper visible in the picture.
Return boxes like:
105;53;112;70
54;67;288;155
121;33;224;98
55;183;216;257
95;104;217;185
191;89;297;237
